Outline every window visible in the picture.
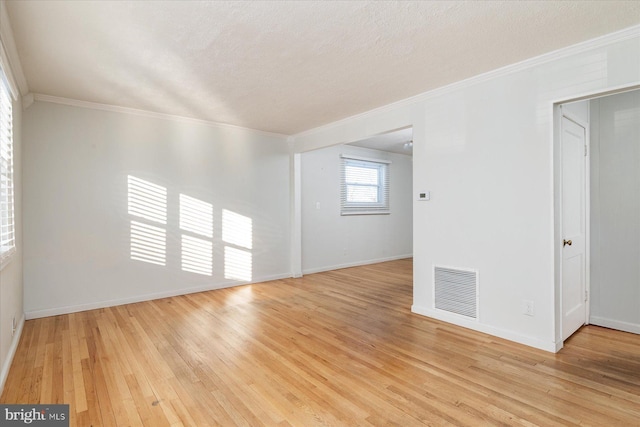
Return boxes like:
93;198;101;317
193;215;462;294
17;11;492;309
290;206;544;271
0;65;15;267
340;155;390;215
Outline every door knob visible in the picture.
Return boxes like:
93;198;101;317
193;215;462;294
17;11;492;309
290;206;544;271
563;239;572;247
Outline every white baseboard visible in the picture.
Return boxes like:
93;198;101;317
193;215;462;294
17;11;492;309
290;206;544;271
302;254;413;275
25;273;292;320
0;313;25;398
590;316;640;335
411;305;559;353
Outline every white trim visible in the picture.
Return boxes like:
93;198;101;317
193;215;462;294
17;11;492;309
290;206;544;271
0;40;17;99
31;93;288;138
302;254;412;275
0;313;25;397
590;317;640;335
290;151;302;278
411;305;558;353
552;103;563;346
340;211;390;216
341;156;390;215
0;68;15;269
340;154;392;164
22;92;34;110
293;24;640;140
0;1;28;96
553;340;564;353
550;83;640;106
584;106;591;327
25;273;292;320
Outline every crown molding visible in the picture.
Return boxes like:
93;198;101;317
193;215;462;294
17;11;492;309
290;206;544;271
0;0;28;96
293;24;640;139
32;93;288;138
22;92;34;109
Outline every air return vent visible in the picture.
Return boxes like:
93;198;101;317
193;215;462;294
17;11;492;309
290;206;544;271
434;266;477;319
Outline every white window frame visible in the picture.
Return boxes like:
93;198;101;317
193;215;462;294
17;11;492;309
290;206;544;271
340;155;391;215
0;62;15;269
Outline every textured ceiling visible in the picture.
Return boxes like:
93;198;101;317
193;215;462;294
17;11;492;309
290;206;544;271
6;1;640;134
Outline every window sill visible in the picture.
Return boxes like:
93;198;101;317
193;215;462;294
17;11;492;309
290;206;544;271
341;211;391;216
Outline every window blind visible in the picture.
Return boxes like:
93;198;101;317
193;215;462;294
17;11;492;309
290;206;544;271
340;155;390;215
0;66;14;267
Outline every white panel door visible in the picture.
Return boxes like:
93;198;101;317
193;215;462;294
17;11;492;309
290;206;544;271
561;115;588;341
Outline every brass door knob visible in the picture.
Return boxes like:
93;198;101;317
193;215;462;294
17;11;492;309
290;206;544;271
563;239;572;247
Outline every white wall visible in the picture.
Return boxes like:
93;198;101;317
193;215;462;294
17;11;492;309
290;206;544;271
590;90;640;334
301;144;412;273
293;28;640;352
0;93;23;395
23;101;291;318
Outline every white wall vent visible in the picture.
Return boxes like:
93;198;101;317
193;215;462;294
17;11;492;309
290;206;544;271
434;266;478;319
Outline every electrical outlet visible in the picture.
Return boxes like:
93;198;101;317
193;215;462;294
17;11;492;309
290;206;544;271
522;300;534;317
12;315;17;336
417;191;430;201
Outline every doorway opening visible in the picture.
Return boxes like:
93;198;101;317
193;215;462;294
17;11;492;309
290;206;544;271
298;126;414;277
555;87;640;347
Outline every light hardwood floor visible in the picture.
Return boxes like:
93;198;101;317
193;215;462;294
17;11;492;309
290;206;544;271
2;259;639;426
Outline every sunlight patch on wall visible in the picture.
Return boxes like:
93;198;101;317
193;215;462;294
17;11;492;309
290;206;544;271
128;176;167;266
180;194;213;237
224;246;252;282
222;209;252;249
181;235;213;275
128;175;167;224
180;194;214;275
222;209;253;281
130;220;166;266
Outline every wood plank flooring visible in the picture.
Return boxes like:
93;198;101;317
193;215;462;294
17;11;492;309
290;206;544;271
2;259;640;426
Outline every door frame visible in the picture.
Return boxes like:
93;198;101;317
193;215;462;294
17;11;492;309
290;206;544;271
291;124;415;278
553;83;640;351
